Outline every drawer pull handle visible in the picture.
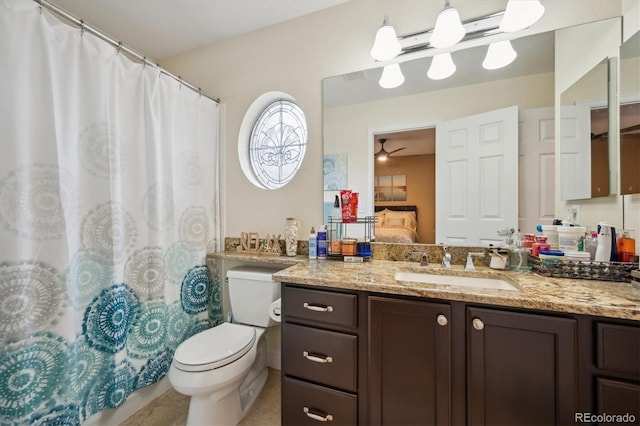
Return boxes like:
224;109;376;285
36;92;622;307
303;351;333;363
303;302;333;313
472;318;485;331
303;406;334;422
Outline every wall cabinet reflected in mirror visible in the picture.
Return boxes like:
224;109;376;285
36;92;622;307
619;30;640;195
560;59;610;201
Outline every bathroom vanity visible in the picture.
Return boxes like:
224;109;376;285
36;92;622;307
274;260;640;426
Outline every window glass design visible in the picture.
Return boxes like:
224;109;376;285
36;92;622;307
249;100;307;189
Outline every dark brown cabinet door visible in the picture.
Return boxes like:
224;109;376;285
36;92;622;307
596;377;640;423
467;307;578;426
369;296;451;426
595;321;640;421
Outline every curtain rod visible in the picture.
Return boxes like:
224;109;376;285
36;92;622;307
34;0;220;104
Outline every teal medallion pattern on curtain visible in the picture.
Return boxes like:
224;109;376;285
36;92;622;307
0;1;222;424
83;284;141;354
180;265;212;314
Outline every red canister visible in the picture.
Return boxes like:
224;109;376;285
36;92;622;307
532;236;550;256
523;234;535;248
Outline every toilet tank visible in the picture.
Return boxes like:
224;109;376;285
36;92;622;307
227;265;283;327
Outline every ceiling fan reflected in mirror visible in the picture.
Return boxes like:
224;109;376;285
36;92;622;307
375;138;406;161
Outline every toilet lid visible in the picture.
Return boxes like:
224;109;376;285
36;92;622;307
173;323;256;372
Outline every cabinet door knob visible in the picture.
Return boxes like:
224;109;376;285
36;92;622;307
472;318;485;330
303;302;334;312
437;314;448;326
303;406;334;422
303;351;333;363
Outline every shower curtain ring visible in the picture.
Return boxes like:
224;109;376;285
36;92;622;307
116;42;123;55
80;20;85;37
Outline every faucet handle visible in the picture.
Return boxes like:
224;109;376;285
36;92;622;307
465;252;485;271
420;252;429;266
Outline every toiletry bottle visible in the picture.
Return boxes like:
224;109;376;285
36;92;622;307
532;236;550;257
285;217;299;257
509;233;530;271
617;230;636;262
317;225;327;259
585;231;598;261
308;227;317;259
332;195;341;220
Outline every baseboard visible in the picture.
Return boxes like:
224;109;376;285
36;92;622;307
84;377;172;425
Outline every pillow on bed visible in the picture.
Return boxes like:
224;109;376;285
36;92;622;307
385;217;406;228
382;209;417;231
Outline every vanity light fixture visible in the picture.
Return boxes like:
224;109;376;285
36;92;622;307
427;52;456;80
371;0;544;88
379;63;405;89
499;0;545;32
430;0;466;48
482;40;518;70
370;16;402;61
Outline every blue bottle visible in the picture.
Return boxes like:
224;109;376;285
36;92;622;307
308;227;317;259
317;225;327;259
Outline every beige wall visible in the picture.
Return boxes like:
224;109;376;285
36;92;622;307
160;0;623;240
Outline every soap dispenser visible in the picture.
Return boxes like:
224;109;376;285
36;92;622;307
509;232;531;271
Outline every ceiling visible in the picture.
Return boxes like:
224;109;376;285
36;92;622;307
47;0;349;60
375;128;435;159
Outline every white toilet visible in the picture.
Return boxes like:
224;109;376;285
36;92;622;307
168;265;283;426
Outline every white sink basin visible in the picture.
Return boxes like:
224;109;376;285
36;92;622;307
394;271;520;291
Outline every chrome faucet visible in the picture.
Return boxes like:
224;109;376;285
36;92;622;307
441;245;452;269
420;252;429;266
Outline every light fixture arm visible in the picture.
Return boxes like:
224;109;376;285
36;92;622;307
396;10;505;58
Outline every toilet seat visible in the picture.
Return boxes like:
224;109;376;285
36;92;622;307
173;323;256;372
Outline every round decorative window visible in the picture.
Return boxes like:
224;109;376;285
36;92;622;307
239;94;307;189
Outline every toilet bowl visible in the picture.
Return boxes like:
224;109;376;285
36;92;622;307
168;265;282;426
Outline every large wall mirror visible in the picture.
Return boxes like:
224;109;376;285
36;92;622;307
323;18;624;246
619;30;640;195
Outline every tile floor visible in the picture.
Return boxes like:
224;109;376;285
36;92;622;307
120;368;281;426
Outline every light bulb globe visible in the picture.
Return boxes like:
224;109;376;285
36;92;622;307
430;7;465;48
379;63;405;89
371;22;401;61
482;40;517;70
427;53;456;80
499;0;545;32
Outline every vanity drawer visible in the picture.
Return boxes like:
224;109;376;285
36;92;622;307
283;323;357;391
282;376;357;426
283;285;357;329
596;322;640;375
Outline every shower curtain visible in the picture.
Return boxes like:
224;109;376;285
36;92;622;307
0;1;222;424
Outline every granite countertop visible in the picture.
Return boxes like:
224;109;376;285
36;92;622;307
268;259;640;321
